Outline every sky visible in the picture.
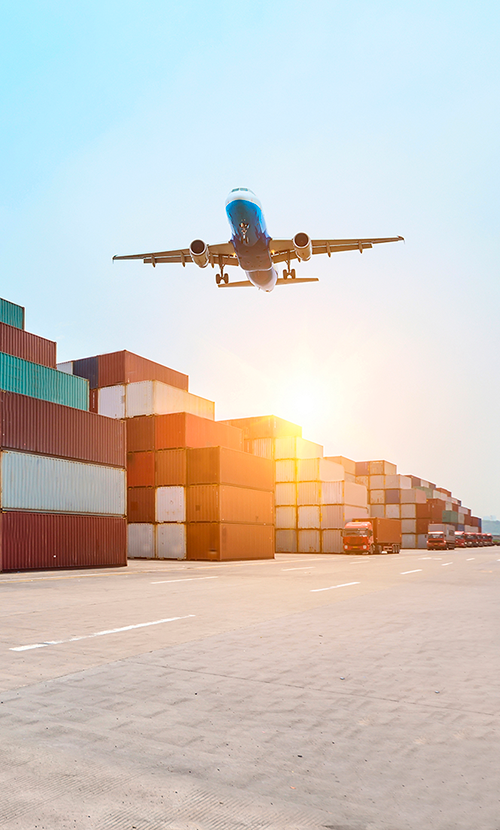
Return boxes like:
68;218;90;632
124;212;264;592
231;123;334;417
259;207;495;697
1;1;499;517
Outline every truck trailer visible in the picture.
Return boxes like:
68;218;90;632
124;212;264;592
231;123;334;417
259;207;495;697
341;517;402;555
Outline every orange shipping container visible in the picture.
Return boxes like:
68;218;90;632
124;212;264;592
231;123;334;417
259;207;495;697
187;485;273;524
127;487;155;523
187;447;274;491
128;452;155;487
155;413;244;451
98;350;189;391
156;448;187;486
187;522;274;561
218;414;302;441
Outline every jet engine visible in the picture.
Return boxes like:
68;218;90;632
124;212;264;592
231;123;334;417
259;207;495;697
189;239;210;268
293;232;312;262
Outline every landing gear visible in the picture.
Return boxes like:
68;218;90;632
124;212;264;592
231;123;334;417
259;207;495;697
282;268;296;280
216;272;228;285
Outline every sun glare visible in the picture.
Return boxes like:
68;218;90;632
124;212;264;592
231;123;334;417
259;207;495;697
275;374;334;436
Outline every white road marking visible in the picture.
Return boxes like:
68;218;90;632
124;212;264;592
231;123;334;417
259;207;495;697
151;577;218;584
311;582;360;593
442;562;453;566
282;566;314;571
466;558;475;561
419;556;432;560
400;569;422;575
10;615;195;651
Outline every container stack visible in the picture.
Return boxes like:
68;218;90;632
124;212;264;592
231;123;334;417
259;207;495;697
68;354;275;561
355;460;427;548
406;476;481;543
0;300;127;572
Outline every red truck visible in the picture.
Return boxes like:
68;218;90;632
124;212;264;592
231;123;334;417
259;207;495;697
427;527;455;550
342;517;402;554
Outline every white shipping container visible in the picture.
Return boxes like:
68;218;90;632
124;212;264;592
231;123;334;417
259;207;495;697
369;489;385;505
370;504;385;518
369;475;385;490
126;380;214;420
298;458;344;482
156;486;186;523
401;533;417;549
275;529;297;552
99;385;126;419
250;438;273;460
1;451;125;515
298;529;320;553
401;519;417;534
356;475;369;488
385;474;411;490
156;523;186;559
275;483;297;506
401;503;417;519
298;480;367;507
432;490;447;501
56;361;73;374
298;505;321;529
417;534;428;549
128;524;155;559
385;504;400;519
321;529;342;553
275;506;296;529
401;488;426;504
320;504;369;529
275;459;296;482
274;436;323;460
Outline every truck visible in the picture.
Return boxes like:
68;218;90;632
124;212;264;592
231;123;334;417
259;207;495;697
427;525;455;550
341;517;402;554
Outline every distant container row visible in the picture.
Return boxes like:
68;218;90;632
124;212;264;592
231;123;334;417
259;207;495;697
129;522;274;561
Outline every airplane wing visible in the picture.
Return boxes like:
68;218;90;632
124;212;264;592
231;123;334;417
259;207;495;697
269;236;404;264
112;242;239;268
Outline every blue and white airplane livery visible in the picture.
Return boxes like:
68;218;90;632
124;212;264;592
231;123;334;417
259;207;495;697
113;188;403;293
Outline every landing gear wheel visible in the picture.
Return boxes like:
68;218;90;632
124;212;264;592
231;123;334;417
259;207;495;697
216;273;222;285
291;269;296;279
282;269;288;279
223;273;229;284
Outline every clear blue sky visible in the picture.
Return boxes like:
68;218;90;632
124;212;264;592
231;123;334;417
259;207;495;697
1;1;499;516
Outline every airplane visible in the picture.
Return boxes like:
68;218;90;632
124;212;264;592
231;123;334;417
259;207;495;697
112;188;404;293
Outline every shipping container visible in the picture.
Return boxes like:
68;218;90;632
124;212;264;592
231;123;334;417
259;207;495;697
156;486;186;523
401;488;427;504
321;529;342;553
156;523;186;559
128;452;155;487
385;474;411;489
442;510;459;524
187;447;274;491
370;504;385;518
126;380;214;420
97;350;189;391
416;534;428;549
355;461;370;476
0;512;126;572
127;488;155;523
275;483;297;505
369;475;385;490
275;459;296;482
128;523;155;558
0;353;88;410
401;503;417;519
297;505;320;529
57;361;73;374
274;436;323;460
73;356;98;389
356;474;369;488
385;504;401;519
155;413;243;452
369;489;385;505
156;448;187;486
275;506;296;529
298;480;367;507
320;504;369;529
187;523;274;560
298;529;320;553
89;389;98;413
0;391;125;467
401;533;417;549
0;322;56;368
401;519;417;534
0;299;24;330
297;457;344;482
99;385;125;418
248;437;273;459
1;451;125;515
325;456;356;476
275;529;297;553
186;485;273;524
368;460;397;476
416;518;429;534
218;415;302;440
385;489;400;504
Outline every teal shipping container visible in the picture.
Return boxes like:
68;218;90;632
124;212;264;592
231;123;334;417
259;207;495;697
0;299;24;330
442;510;459;524
0;353;88;410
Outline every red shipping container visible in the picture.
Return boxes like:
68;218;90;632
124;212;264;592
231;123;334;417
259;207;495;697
427;499;446;522
155;413;244;452
187;447;274;491
187;485;273;524
0;512;126;572
128;452;155;487
127;416;155;452
416;503;431;519
0;322;56;368
89;389;98;413
127;488;155;523
416;518;430;534
187;523;274;561
156;449;187;486
98;350;188;391
0;391;125;467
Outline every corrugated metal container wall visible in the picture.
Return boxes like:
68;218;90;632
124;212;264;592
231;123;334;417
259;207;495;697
298;505;321;529
401;488;427;504
57;361;73;374
416;534;427;549
369;460;397;476
156;486;186;523
156;448;187;486
0;392;125;467
416;518;429;534
156;523;186;559
401;503;417;518
127;416;155;452
89;389;98;413
369;475;385;490
369;489;385;505
73;356;98;389
275;459;296;482
355;461;370;476
0;322;56;367
275;483;297;505
0;512;126;572
385;474;411;489
98;350;189;391
385;504;400;519
1;452;125;515
321;529;342;553
325;456;356;476
127;452;155;487
187;485;273;524
127;488;155;523
249;438;274;459
401;519;417;533
187;523;274;560
298;480;367;507
274;436;323;460
0;354;88;410
401;533;417;549
154;413;243;452
297;458;344;482
321;504;369;528
385;489;401;504
125;381;214;420
218;415;302;440
370;505;385;518
275;506;296;529
99;385;125;418
187;447;274;491
298;529;320;553
0;299;24;330
128;523;155;558
275;529;297;552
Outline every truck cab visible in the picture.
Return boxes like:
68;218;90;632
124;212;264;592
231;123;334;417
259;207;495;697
342;518;401;555
427;530;455;550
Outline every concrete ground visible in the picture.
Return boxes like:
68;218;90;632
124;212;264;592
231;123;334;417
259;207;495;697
1;549;499;830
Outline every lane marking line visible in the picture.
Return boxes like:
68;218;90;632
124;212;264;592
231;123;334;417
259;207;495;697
466;558;475;561
282;567;314;571
151;577;218;584
311;582;360;593
10;615;195;652
400;569;422;575
442;562;453;566
418;556;432;560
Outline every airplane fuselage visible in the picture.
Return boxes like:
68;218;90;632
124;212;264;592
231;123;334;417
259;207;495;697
225;189;278;291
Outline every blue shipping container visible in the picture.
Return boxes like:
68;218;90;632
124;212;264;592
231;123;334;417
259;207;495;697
0;299;24;330
73;356;98;389
0;353;88;410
